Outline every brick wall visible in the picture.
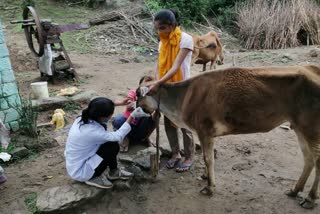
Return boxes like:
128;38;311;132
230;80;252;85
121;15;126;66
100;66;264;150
0;21;21;131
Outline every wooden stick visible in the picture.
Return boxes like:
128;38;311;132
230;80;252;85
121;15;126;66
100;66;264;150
192;23;203;35
130;25;137;40
150;154;159;177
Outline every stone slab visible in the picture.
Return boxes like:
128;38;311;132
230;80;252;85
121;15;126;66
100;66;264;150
36;183;107;212
32;90;98;111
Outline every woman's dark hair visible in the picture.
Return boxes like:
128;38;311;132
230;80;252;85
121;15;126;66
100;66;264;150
154;9;180;26
80;97;114;124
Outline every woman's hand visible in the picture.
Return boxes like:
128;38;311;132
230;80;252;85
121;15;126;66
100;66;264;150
126;101;136;111
143;81;161;95
115;97;131;106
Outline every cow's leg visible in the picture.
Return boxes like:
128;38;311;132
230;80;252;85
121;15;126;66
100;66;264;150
300;155;320;209
299;139;320;209
209;60;216;70
286;131;314;198
202;63;206;72
199;135;215;196
286;130;320;208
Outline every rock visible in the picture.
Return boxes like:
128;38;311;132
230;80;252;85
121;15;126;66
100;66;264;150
133;155;150;170
309;49;319;57
118;155;134;164
196;176;203;181
119;58;130;63
159;142;171;157
11;147;30;160
36;184;105;212
24;142;45;153
135;195;147;202
113;180;131;191
235;145;251;155
239;48;247;52
225;208;232;212
53;135;68;146
232;162;253;171
136;147;162;157
283;53;293;60
41;137;60;149
133;147;162;170
132;56;142;63
126;165;152;182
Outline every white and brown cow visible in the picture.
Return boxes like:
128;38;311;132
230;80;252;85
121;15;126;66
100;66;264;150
191;31;224;72
137;65;320;209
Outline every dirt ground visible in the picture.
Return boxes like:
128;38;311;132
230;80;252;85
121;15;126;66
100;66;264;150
1;8;320;214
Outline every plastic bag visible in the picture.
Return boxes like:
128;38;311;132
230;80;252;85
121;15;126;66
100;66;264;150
50;109;66;131
0;119;11;150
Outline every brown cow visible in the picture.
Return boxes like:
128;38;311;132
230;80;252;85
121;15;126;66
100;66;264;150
137;65;320;209
191;31;224;72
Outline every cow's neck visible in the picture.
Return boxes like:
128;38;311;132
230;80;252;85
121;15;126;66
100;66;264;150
152;82;190;129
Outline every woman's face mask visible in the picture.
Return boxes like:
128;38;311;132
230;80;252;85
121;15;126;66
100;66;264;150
154;21;174;36
158;31;170;38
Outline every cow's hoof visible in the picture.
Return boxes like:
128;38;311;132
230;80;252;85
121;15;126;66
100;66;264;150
299;197;315;209
200;187;213;196
285;189;298;198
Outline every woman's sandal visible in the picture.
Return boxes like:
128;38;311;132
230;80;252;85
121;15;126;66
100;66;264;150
166;158;181;169
176;163;192;173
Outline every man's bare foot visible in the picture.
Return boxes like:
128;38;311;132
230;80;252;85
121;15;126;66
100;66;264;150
119;137;129;153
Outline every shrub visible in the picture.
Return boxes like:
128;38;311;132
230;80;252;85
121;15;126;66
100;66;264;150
146;0;210;26
207;0;241;29
236;0;320;49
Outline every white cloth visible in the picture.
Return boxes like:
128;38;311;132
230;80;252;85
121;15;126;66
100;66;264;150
0;166;4;175
0;119;10;149
158;32;194;80
0;152;11;162
64;117;131;182
39;44;53;76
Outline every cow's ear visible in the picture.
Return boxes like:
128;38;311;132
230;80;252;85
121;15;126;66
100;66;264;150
214;34;222;49
138;86;149;97
210;31;218;37
198;38;204;47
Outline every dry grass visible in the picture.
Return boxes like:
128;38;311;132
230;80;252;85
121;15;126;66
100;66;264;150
236;0;320;49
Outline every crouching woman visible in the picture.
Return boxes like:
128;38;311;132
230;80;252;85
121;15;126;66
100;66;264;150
65;97;149;189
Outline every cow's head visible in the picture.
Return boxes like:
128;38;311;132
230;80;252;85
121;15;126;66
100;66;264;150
136;76;159;114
